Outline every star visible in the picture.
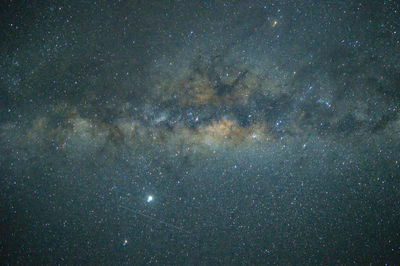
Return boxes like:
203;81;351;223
147;195;153;203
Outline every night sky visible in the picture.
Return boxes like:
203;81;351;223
1;1;400;264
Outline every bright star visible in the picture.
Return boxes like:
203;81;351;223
147;195;153;203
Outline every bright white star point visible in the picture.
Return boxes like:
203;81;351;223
147;195;153;203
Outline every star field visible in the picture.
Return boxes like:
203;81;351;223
1;1;399;264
